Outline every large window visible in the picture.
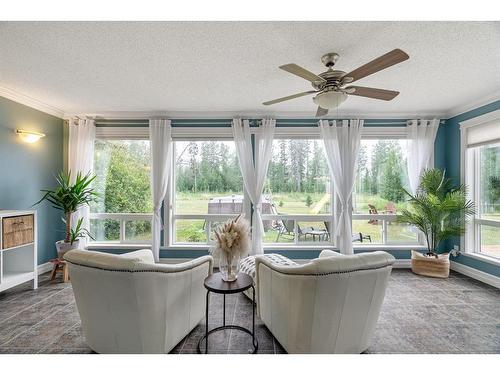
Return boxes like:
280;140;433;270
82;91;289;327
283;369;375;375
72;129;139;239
352;139;420;245
262;139;333;245
478;142;500;256
462;112;500;260
90;139;152;244
172;140;244;244
466;141;500;258
87;125;425;250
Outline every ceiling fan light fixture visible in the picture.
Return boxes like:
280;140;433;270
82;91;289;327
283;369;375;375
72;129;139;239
313;91;348;109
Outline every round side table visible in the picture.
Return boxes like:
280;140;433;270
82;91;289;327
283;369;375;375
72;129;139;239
197;272;258;354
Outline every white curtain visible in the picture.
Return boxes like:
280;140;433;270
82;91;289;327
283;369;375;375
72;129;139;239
149;119;173;262
319;119;364;255
232;118;275;255
68;118;96;248
406;119;440;194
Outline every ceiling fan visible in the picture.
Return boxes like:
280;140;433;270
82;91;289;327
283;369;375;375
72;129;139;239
262;49;409;117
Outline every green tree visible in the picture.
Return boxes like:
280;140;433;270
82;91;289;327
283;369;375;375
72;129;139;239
380;149;405;202
370;141;391;194
480;145;500;214
356;144;368;195
92;140;152;240
305;195;313;208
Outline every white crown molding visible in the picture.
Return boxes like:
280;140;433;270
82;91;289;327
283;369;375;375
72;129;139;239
0;87;446;121
0;86;64;119
1;86;497;122
445;90;500;120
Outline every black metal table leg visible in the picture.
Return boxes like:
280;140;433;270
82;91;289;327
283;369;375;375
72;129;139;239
197;273;258;354
252;285;256;346
205;290;210;354
223;294;226;326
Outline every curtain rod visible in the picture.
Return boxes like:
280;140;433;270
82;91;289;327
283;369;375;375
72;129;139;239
94;119;446;127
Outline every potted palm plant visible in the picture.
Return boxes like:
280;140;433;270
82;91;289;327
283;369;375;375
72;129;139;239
35;171;97;258
398;169;475;278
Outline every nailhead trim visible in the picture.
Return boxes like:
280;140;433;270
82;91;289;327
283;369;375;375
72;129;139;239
257;262;394;276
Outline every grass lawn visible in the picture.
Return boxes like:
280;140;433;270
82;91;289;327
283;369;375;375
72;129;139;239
174;191;418;244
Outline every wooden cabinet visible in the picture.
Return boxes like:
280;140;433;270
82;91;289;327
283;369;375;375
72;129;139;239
2;214;34;249
0;210;38;292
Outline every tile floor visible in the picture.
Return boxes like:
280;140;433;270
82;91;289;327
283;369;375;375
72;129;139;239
0;269;499;354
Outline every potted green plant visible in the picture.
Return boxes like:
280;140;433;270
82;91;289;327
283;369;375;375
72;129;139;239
398;168;475;278
35;171;97;258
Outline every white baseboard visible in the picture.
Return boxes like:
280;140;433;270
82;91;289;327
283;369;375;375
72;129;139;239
451;261;500;289
37;262;53;275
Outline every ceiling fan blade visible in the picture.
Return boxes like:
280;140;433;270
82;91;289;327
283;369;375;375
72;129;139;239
316;106;329;117
263;90;317;106
342;49;409;83
345;86;400;101
279;64;327;84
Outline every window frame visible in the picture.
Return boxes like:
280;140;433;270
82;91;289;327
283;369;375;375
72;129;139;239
262;126;424;249
168;132;251;247
260;135;336;248
461;109;500;262
88;124;428;251
89;126;153;245
352;136;424;247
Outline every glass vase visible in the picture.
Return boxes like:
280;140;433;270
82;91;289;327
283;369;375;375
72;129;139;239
219;254;240;282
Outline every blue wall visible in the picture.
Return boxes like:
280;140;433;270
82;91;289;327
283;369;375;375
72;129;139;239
441;100;500;277
0;97;64;264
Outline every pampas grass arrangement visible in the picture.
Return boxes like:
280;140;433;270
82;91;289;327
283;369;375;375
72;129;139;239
210;214;251;281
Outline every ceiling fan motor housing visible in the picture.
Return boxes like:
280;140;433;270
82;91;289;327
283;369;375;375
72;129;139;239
312;69;346;90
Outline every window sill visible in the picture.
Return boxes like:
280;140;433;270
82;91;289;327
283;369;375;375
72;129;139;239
86;243;151;250
86;243;426;252
354;244;427;251
460;252;500;266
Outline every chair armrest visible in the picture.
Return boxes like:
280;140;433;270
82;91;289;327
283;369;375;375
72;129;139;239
119;249;155;264
319;249;343;258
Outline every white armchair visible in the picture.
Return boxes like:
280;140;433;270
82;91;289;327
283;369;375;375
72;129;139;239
255;250;395;354
64;249;213;354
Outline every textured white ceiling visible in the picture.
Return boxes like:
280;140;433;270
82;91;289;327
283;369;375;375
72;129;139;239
0;21;499;117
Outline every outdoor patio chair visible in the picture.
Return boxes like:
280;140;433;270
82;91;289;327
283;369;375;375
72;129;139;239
275;219;295;242
323;222;372;243
352;232;372;243
275;219;318;242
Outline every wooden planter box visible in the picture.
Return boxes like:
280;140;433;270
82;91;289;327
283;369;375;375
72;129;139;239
411;250;450;278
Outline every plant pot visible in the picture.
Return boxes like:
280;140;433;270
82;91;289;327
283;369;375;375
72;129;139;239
55;239;80;259
411;250;450;278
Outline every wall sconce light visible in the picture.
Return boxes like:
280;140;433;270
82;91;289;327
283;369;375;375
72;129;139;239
16;129;46;143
